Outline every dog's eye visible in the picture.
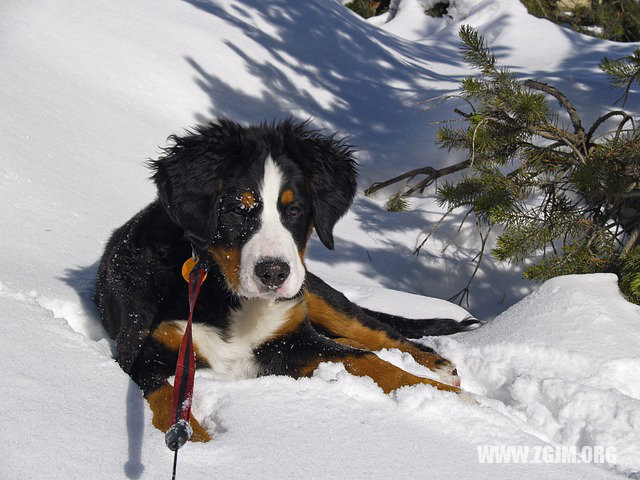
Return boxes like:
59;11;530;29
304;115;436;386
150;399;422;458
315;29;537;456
231;205;247;217
286;205;302;218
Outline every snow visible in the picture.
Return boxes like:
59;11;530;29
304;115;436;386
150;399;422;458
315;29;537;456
1;0;639;478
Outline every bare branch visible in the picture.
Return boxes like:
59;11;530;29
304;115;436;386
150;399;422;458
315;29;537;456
403;159;472;196
470;118;494;166
560;136;587;164
364;166;436;196
523;79;586;138
618;191;640;198
525;124;569;142
621;228;639;258
523;123;585;164
366;159;471;196
418;93;477;115
453;108;473;119
586;110;635;145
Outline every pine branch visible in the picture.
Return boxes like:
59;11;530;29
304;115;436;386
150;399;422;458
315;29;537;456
600;49;640;106
616;71;639;107
458;25;496;75
366;25;640;306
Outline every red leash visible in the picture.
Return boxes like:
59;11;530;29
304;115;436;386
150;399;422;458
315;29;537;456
165;256;208;479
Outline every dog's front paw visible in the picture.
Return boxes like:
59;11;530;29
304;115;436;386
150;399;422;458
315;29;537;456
146;384;212;443
433;357;460;387
409;350;460;387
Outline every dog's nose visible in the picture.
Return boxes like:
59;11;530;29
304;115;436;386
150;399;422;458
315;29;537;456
254;259;290;288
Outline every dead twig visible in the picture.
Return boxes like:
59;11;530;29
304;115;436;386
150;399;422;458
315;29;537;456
586;110;635;145
448;222;493;308
441;208;474;254
414;207;455;256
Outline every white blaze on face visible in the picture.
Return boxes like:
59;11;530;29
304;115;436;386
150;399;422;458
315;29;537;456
238;156;305;298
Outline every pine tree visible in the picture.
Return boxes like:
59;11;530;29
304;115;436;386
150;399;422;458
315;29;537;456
366;26;640;305
521;0;640;43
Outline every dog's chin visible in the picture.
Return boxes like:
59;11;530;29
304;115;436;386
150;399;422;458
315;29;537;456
236;283;302;301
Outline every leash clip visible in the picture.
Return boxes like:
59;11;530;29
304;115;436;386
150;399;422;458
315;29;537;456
182;243;208;283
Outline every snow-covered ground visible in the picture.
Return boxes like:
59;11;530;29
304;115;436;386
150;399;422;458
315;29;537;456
1;0;639;478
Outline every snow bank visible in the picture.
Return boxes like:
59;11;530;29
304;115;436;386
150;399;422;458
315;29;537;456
431;274;640;477
374;0;489;39
3;275;637;479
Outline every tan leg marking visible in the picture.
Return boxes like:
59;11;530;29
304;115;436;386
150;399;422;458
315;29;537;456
145;383;211;443
152;322;188;351
151;321;209;365
333;337;367;349
300;354;459;394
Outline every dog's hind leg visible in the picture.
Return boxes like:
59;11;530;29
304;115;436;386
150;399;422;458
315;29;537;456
333;337;367;349
332;354;460;394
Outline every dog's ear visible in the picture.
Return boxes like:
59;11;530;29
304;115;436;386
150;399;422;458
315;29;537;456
149;121;239;250
280;120;358;250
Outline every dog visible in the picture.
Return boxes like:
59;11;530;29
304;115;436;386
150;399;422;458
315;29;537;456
94;119;478;442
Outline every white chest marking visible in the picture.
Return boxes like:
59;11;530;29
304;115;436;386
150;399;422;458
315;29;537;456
167;298;298;380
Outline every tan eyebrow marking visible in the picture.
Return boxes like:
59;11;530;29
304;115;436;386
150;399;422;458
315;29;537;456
280;189;295;205
240;191;255;209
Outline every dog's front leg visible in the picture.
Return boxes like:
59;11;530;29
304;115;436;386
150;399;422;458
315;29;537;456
255;322;460;394
304;289;460;386
128;322;212;443
145;382;211;442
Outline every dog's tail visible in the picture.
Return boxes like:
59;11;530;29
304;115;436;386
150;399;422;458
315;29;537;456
306;272;483;339
361;308;482;338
